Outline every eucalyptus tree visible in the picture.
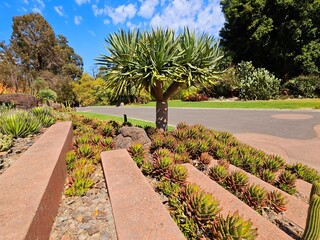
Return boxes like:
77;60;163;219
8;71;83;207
96;28;223;130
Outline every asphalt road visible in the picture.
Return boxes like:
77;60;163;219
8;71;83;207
76;106;320;140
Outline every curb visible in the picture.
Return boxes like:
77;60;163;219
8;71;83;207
0;121;73;240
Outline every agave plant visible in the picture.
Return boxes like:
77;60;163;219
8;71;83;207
267;190;288;213
276;170;297;195
173;153;190;164
226;170;249;193
259;169;276;184
170;164;188;183
77;144;94;158
263;156;285;172
0;109;42;138
141;161;154;175
211;212;258;240
164;135;177;150
243;184;267;211
209;165;228;184
199;152;213;165
185;189;221;228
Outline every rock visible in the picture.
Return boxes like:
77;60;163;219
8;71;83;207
0;93;38;109
114;126;151;149
80;223;91;230
61;233;72;240
87;226;100;236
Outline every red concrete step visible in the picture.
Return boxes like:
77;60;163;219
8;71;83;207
0;121;73;240
184;163;292;240
208;161;309;230
296;179;312;201
101;149;186;240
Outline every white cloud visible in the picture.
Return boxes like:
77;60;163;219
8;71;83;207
23;0;29;4
74;16;82;25
107;4;137;24
26;0;45;14
4;2;11;8
75;0;90;6
103;19;110;24
92;4;107;16
89;30;96;36
54;6;64;16
150;0;224;36
138;0;159;19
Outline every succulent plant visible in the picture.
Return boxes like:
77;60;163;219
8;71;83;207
176;122;189;130
100;137;114;150
154;148;171;158
263;156;285;172
75;135;90;146
164;135;177;150
199;152;212;165
187;127;200;139
65;150;77;171
173;153;190;164
157;178;181;197
260;169;276;184
241;156;258;175
267;190;288;213
175;142;187;154
286;163;320;183
128;143;145;158
243;184;267;211
217;159;230;169
186;139;199;157
91;134;102;144
173;128;188;140
150;134;165;151
226;170;249;193
77;144;94;158
302;194;320;240
277;170;297;195
0;133;13;152
65;177;94;196
141;161;154;175
184;183;201;198
209;165;228;184
100;124;115;137
170;164;188;183
211;212;258;240
185;189;221;227
197;140;210;155
310;181;320;200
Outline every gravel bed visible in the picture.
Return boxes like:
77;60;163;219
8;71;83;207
0;131;44;175
50;164;117;240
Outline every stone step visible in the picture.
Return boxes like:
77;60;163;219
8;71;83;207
184;163;293;240
296;179;312;201
0;121;73;240
101;149;186;240
208;161;308;230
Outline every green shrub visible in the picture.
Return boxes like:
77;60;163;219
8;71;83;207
181;87;208;102
237;61;280;100
0;109;42;138
283;75;320;98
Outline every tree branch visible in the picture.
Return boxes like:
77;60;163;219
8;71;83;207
163;81;183;101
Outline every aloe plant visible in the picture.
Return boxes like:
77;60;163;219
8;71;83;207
267;190;288;213
211;212;258;240
243;184;267;211
141;161;154;175
77;144;94;158
170;164;188;183
0;133;13;151
226;170;249;193
199;152;212;165
277;170;297;194
209;165;228;184
260;169;276;184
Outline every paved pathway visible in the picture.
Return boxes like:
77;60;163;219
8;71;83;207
77;106;320;171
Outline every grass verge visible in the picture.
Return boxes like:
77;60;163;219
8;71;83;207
134;99;320;109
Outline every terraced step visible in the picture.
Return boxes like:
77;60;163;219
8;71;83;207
0;121;73;240
184;163;292;240
101;149;186;240
208;161;309;230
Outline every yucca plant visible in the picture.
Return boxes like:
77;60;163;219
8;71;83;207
185;189;221;228
199;152;212;165
209;165;228;184
267;190;288;213
277;170;297;194
77;144;94;158
211;212;258;240
0;109;42;138
170;164;188;183
243;184;267;211
0;133;13;151
226;170;249;193
259;169;276;184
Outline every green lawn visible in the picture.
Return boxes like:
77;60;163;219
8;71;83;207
75;111;175;130
134;99;320;109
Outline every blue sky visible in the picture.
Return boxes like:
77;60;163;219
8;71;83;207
0;0;225;74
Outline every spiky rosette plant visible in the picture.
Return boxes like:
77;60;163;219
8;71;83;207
99;124;115;137
157;178;181;197
175;142;187;154
154;148;172;159
226;170;249;194
199;152;213;165
176;122;189;130
173;153;190;164
170;164;188;183
164;135;177;150
186;139;199;157
259;169;276;184
209;165;228;184
65;150;77;171
172;128;188;141
185;189;221;228
75;134;90;146
211;212;258;240
0;133;13;152
241;156;258;175
91;134;102;144
302;194;320;240
217;159;230;169
197;140;210;155
77;144;94;158
100;137;114;150
267;190;288;213
243;184;267;211
263;156;285;172
286;162;320;183
150;134;165;151
129;143;145;167
141;161;154;175
277;170;297;194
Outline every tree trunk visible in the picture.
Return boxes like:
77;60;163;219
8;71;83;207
156;100;168;130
